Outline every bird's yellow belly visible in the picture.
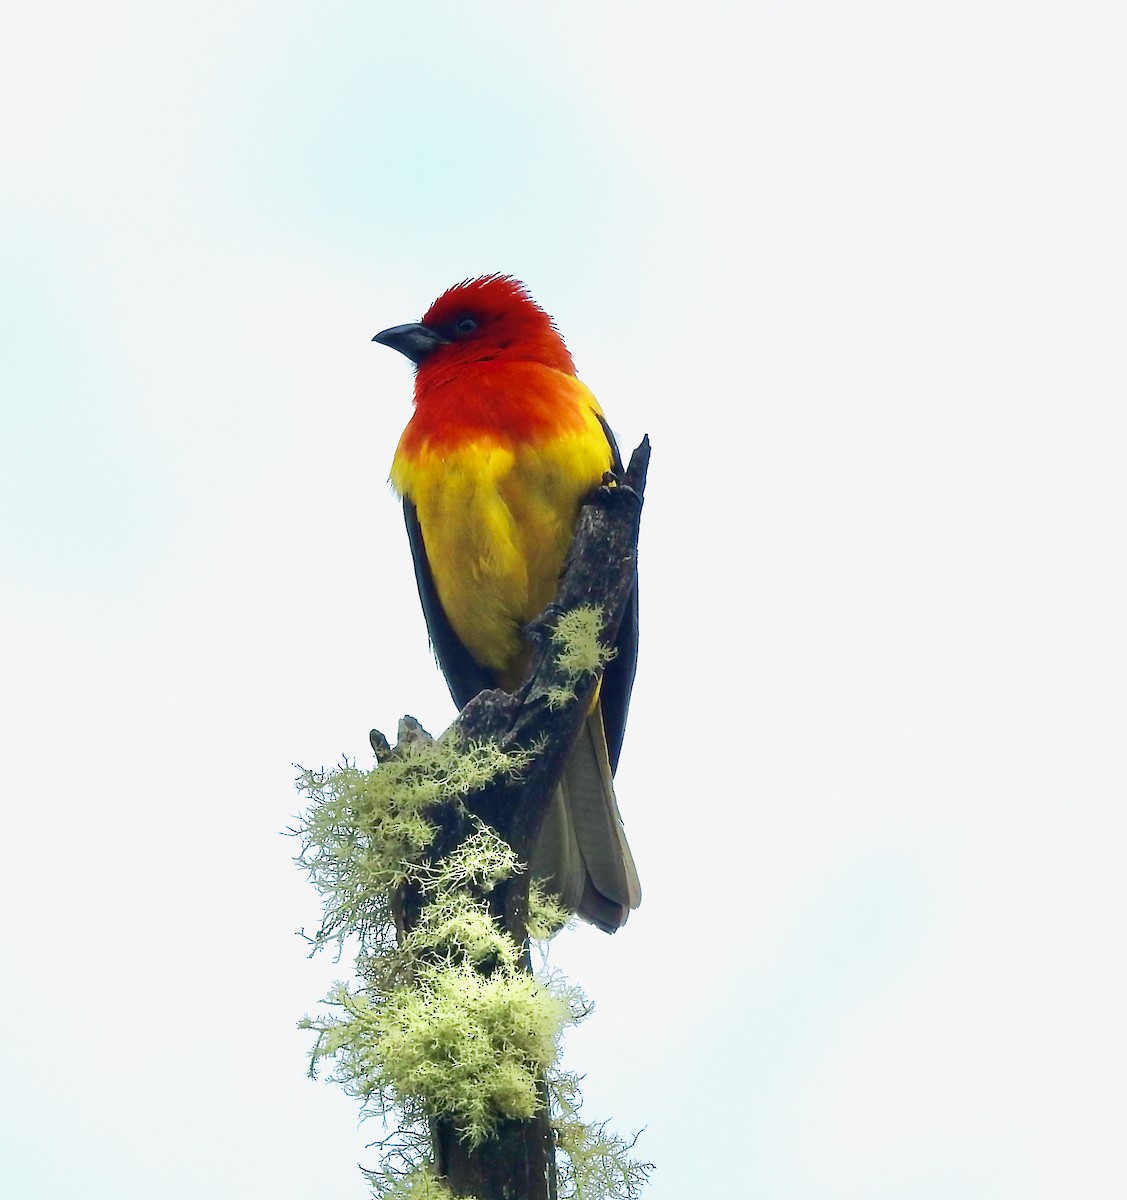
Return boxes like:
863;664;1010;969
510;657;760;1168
396;431;611;687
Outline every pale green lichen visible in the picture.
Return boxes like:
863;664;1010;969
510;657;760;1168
552;1071;653;1200
406;891;514;970
294;738;526;953
546;605;617;709
376;962;573;1142
417;823;521;899
367;1170;467;1200
303;952;585;1146
527;881;573;942
294;729;648;1197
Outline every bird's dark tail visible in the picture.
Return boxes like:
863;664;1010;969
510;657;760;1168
530;707;641;933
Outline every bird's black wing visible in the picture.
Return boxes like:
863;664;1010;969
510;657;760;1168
403;498;495;709
602;579;638;774
594;415;640;774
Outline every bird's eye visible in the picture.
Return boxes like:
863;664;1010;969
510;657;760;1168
454;315;478;335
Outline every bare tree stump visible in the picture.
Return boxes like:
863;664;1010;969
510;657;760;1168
370;438;649;1200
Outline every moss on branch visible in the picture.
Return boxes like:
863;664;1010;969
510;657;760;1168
293;439;653;1199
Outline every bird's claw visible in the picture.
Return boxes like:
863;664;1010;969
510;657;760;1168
593;470;640;506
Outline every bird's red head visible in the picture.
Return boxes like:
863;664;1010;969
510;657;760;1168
373;275;576;379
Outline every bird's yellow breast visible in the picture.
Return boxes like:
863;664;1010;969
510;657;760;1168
391;378;613;686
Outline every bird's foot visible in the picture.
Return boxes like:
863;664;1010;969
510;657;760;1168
592;470;641;507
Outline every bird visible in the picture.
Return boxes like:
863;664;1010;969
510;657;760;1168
373;274;640;932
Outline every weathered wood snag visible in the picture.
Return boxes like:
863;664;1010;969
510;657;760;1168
369;437;649;1200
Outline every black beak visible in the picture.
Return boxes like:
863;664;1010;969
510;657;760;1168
372;322;447;366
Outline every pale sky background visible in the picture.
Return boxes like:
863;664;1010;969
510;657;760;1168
2;2;1124;1197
